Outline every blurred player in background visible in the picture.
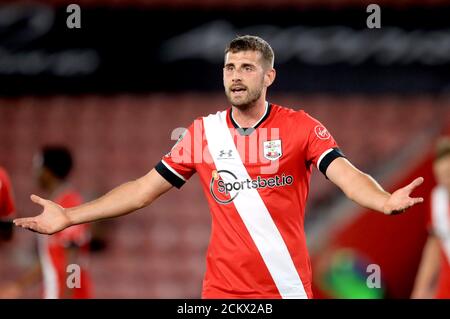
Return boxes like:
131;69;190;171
1;146;92;299
412;137;450;299
15;36;425;299
0;166;15;241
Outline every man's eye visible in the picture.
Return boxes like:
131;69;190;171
245;66;252;71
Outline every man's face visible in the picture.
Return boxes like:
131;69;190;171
434;154;450;192
223;50;272;109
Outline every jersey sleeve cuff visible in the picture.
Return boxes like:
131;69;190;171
317;147;345;178
155;160;186;189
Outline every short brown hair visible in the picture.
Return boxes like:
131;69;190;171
435;136;450;161
225;35;274;68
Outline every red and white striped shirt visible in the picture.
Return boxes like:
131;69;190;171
38;188;92;299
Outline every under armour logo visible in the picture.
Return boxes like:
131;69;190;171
219;149;233;158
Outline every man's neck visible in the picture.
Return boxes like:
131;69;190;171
231;100;267;128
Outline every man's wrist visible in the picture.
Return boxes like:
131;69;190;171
64;207;75;227
381;193;392;215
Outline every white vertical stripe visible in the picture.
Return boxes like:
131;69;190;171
38;235;59;299
203;111;307;299
431;186;450;263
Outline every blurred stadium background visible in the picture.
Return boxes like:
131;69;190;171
0;0;449;298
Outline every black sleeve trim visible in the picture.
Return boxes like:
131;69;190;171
319;147;346;178
155;161;186;189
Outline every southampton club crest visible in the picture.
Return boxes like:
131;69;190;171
263;139;282;161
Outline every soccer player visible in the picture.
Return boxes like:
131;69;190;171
14;36;424;299
4;146;92;299
411;137;450;299
0;165;15;241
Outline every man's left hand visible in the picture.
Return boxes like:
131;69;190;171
383;177;424;215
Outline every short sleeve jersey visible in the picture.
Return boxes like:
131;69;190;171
155;103;343;298
38;189;92;299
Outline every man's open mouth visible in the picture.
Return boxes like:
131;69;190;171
231;87;247;93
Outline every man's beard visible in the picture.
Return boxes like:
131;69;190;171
225;85;263;110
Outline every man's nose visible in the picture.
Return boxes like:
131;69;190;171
230;68;244;81
232;72;242;82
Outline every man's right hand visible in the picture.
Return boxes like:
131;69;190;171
13;194;71;235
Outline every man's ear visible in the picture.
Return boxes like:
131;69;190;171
264;68;276;87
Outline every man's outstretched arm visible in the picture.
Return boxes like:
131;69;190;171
326;157;424;215
14;169;173;234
